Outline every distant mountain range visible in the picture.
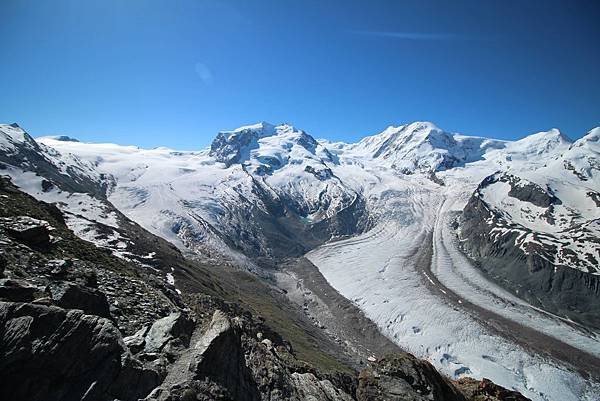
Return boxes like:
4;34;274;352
1;121;599;401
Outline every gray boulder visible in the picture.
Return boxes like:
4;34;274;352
2;216;52;247
291;372;354;401
124;325;150;354
144;311;195;353
46;280;111;318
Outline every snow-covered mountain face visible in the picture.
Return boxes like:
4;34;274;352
0;123;111;196
0;124;181;274
325;121;507;173
5;121;595;272
464;128;600;273
30;123;367;269
4;120;598;276
209;122;336;170
2;120;600;401
208;122;356;221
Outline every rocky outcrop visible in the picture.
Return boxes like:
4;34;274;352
453;377;531;401
304;165;334;181
0;175;188;400
507;180;558;208
188;310;260;401
0;278;44;302
291;372;354;401
146;309;357;401
142;312;195;354
46;280;111;317
0;175;183;335
147;308;507;401
0;301;159;401
357;354;467;401
1;216;52;248
209;126;269;167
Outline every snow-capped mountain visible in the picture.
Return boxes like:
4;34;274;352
2;120;600;401
208;122;356;221
555;127;600;183
325;121;507;173
33;122;366;267
12;121;599;282
0;123;110;196
209;122;336;170
0;124;181;274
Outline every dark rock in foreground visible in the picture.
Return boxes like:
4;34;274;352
2;216;52;248
454;377;532;401
0;301;159;401
357;354;467;401
47;280;111;317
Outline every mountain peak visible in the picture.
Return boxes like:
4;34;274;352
575;127;600;145
0;123;37;151
507;129;572;160
518;128;571;143
404;121;441;132
41;135;81;143
209;122;322;168
223;121;276;135
376;121;442;139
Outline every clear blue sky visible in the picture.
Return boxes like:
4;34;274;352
1;0;599;148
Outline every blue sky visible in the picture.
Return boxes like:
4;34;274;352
0;0;599;148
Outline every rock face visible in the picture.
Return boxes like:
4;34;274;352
209;123;276;167
189;310;261;401
1;216;52;248
0;175;186;400
46;280;111;317
291;372;355;401
356;354;467;401
148;309;356;401
0;279;44;302
143;312;195;353
0;301;159;401
453;378;532;401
